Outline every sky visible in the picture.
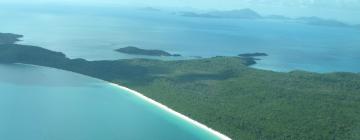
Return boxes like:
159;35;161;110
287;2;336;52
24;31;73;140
1;0;360;23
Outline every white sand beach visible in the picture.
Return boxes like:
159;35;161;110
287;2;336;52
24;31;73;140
109;83;232;140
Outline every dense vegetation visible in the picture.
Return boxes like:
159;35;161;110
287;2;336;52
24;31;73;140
1;34;360;140
115;46;181;56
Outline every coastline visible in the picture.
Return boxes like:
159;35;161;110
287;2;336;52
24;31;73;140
18;63;232;139
109;83;232;140
18;63;231;139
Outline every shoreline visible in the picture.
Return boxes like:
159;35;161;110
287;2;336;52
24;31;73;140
109;83;232;140
11;63;231;139
17;63;231;139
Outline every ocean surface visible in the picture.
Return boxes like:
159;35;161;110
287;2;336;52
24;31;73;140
1;4;360;72
0;64;219;140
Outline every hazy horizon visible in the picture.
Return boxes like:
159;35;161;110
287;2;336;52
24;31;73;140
1;0;360;24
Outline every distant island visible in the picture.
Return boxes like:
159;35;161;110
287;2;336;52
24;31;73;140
115;46;181;57
179;8;359;29
237;53;268;65
180;9;262;19
1;33;360;140
265;15;291;20
296;17;350;27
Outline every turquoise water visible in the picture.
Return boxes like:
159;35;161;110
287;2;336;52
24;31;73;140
1;4;359;140
0;64;219;140
1;4;360;72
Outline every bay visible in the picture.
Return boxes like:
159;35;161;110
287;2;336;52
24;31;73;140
1;4;360;72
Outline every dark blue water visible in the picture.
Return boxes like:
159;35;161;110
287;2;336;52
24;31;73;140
0;64;219;140
1;4;359;72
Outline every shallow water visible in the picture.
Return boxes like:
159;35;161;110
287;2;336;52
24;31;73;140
0;64;219;140
1;4;360;72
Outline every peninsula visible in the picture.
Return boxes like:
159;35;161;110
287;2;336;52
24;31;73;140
238;52;268;57
115;46;181;57
1;33;360;140
236;52;268;66
0;33;23;45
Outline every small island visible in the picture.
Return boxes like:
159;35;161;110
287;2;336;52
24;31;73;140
115;46;181;57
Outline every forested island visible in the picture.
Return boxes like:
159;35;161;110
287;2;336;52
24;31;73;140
115;46;181;56
1;33;360;140
179;9;358;29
